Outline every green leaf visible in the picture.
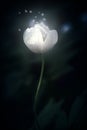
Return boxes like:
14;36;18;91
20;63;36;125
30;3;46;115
69;95;86;126
36;99;67;129
55;110;67;129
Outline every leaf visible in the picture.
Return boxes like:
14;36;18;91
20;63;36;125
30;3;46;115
51;66;73;80
74;105;87;128
70;88;87;128
36;99;66;129
55;110;67;129
69;95;86;126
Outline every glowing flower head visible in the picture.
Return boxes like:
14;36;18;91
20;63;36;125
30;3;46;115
23;22;58;53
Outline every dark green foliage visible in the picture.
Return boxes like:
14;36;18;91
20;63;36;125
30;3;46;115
69;95;86;126
30;89;87;129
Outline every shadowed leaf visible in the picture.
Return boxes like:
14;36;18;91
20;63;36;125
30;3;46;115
31;99;67;129
55;110;67;129
69;89;87;126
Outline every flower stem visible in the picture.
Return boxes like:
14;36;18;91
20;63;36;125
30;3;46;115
33;55;44;129
34;56;44;106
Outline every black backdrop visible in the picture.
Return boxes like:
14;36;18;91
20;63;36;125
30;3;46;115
1;0;87;129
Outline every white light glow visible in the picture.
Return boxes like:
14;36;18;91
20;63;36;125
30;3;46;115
43;18;46;21
18;11;21;14
61;24;71;33
18;28;21;32
38;11;40;14
25;9;28;13
41;13;44;16
29;10;32;13
35;16;37;18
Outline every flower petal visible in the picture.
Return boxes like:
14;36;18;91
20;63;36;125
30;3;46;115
43;30;58;52
23;27;44;53
23;23;58;53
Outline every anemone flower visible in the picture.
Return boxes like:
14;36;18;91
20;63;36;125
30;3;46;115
23;22;58;129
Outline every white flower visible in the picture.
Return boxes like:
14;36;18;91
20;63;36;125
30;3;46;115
23;22;58;53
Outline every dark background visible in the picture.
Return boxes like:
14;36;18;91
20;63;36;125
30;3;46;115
1;0;87;129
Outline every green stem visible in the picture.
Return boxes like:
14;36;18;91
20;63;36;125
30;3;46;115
33;55;44;130
34;56;44;108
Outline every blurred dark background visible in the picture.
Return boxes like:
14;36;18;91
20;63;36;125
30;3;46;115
1;0;87;129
